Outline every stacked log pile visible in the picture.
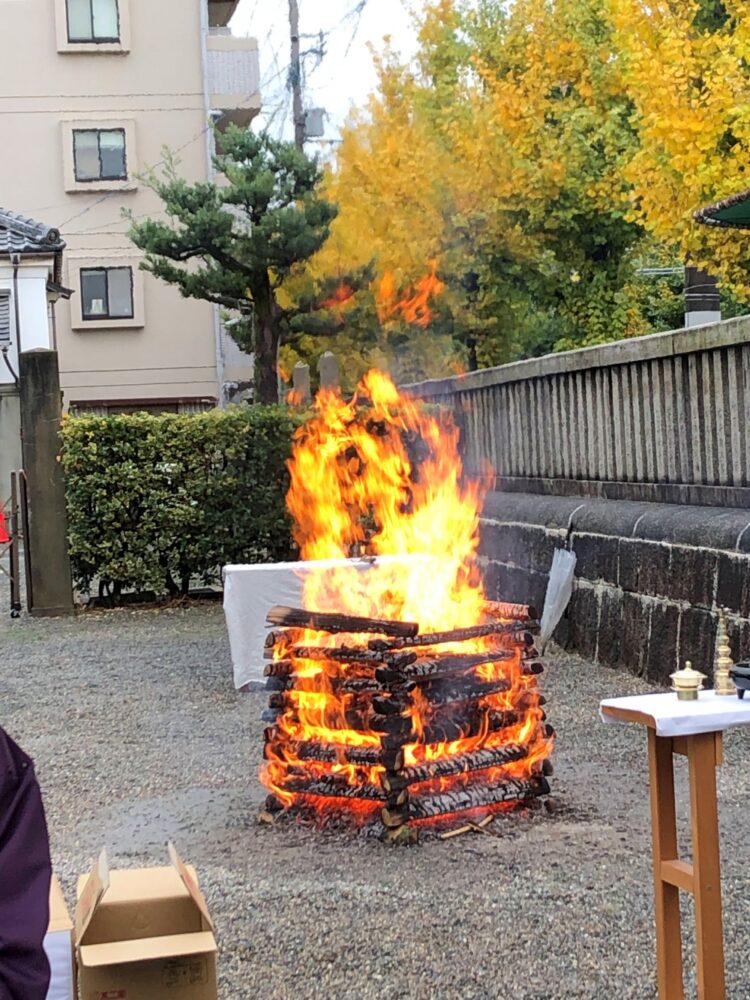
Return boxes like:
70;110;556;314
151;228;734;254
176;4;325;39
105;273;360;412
261;602;552;839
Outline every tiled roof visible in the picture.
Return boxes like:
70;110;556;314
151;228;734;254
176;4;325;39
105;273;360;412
0;208;66;255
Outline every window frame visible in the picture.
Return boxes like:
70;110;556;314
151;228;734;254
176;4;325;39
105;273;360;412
62;119;137;194
0;291;10;346
80;266;135;322
73;128;127;183
55;0;130;55
66;0;121;44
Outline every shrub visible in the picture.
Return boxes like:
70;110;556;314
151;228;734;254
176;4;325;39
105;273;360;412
61;406;301;597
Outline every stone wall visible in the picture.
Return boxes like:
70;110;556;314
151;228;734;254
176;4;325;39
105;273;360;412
479;492;750;685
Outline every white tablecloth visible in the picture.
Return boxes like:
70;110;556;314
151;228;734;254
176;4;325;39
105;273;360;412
600;690;750;737
223;556;431;689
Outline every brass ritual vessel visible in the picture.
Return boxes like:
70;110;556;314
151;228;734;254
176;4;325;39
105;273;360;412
671;661;706;701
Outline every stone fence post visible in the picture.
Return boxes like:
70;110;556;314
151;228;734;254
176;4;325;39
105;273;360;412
318;352;340;392
19;348;73;616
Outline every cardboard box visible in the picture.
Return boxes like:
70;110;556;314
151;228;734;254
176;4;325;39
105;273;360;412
44;874;75;1000
75;844;217;1000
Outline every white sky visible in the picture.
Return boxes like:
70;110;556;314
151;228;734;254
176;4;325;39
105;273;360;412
231;0;419;144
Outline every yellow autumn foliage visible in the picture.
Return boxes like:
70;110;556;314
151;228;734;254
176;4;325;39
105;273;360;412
611;0;750;288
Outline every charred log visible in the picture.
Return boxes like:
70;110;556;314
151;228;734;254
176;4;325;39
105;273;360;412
409;676;512;705
289;646;418;667
421;708;518;745
266;605;419;637
381;743;529;792
265;675;287;692
406;775;550;821
266;740;388;767
263;660;295;677
280;774;385;801
368;620;538;652
377;650;514;684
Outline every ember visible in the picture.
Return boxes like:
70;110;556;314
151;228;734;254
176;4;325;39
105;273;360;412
260;371;553;838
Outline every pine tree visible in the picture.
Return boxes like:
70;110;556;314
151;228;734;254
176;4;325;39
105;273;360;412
129;126;338;404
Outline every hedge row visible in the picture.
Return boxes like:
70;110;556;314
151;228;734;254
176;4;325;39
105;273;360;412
61;407;301;597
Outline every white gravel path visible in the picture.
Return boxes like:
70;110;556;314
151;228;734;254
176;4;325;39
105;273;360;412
2;603;750;999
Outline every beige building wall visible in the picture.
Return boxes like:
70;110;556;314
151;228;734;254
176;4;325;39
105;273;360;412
0;0;259;411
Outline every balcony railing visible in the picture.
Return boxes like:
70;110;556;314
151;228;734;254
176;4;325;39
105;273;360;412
206;33;261;128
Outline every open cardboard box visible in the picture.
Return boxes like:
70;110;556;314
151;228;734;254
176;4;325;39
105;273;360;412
75;843;217;999
44;874;75;1000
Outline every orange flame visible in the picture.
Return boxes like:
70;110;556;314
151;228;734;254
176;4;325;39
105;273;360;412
376;262;445;328
319;281;355;311
262;370;551;822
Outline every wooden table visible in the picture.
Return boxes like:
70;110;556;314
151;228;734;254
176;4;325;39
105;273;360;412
600;691;750;1000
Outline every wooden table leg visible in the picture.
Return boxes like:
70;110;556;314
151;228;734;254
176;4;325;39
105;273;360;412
648;729;685;1000
687;732;725;1000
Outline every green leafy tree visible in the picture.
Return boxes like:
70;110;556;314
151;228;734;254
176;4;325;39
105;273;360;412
129;126;338;403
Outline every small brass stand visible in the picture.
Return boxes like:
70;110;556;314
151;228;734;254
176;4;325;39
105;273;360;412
714;609;736;696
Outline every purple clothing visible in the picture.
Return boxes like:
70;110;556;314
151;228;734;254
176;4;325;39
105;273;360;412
0;728;51;1000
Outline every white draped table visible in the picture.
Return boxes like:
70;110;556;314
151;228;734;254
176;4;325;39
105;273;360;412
600;690;750;1000
223;555;431;689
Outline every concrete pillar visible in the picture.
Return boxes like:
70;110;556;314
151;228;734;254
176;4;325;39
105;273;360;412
685;266;721;328
318;351;340;392
0;385;22;502
292;362;311;405
19;348;73;616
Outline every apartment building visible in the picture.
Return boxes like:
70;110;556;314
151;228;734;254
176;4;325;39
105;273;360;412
0;0;260;412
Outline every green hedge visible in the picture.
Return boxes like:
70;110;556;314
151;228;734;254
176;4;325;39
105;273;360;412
61;407;301;597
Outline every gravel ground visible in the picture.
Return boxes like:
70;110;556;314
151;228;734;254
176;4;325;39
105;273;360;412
2;602;750;999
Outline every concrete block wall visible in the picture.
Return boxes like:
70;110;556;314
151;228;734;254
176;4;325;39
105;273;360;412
479;492;750;686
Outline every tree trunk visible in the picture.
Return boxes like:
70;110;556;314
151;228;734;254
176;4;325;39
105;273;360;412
253;278;280;404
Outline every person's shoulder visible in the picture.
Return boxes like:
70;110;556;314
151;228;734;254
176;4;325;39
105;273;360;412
0;727;21;804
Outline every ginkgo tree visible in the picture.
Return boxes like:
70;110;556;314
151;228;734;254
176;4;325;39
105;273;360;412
611;0;750;291
304;0;657;372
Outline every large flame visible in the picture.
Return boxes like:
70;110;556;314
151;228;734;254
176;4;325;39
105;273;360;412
262;370;551;822
377;263;445;329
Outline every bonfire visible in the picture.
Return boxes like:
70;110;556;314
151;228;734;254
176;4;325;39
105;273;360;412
260;371;552;840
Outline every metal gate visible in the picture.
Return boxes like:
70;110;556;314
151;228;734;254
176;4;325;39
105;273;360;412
1;470;31;617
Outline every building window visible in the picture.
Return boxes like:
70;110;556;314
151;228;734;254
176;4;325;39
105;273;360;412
0;292;10;344
73;129;126;182
81;267;133;320
67;0;119;42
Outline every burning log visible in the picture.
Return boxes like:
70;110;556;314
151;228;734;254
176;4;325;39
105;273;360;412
266;605;419;638
382;775;550;827
264;630;295;649
280;772;386;802
367;620;538;652
483;601;538;621
267;739;392;768
420;709;518;745
266;674;383;695
263;660;296;677
410;676;512;706
378;650;515;683
381;743;529;792
286;646;418;667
